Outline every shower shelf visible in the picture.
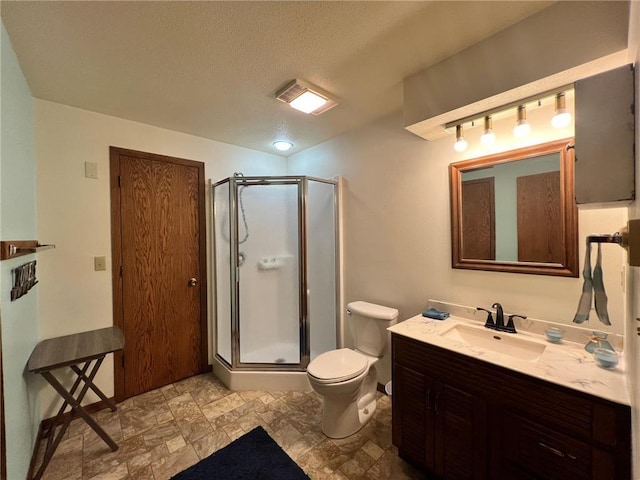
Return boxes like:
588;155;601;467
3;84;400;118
258;255;293;270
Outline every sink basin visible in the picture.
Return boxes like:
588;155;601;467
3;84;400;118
441;323;546;362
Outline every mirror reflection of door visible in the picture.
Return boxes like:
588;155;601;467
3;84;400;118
461;178;495;260
517;171;562;263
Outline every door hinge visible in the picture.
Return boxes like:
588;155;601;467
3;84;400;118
121;354;125;367
120;266;123;277
117;175;121;187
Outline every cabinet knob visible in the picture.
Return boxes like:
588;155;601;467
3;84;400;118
188;278;198;287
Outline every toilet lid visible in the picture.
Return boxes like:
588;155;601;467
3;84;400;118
307;348;368;383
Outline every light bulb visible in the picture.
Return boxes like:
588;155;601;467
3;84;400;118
513;105;530;137
454;138;468;152
551;92;571;128
481;116;495;145
454;125;467;152
513;121;531;137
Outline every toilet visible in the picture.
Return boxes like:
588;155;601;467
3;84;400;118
306;301;398;438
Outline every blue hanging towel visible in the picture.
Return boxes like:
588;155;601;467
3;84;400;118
573;241;611;325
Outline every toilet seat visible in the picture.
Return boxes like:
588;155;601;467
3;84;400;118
307;348;368;384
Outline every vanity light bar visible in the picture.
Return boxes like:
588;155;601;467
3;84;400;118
450;88;573;151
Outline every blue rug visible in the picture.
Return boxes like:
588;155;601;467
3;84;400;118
171;426;310;479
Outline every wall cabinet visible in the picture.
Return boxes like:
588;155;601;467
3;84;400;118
574;64;635;205
392;334;631;479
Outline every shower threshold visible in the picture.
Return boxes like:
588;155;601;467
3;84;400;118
212;356;312;392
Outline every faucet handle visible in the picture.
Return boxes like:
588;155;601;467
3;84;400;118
477;307;494;327
506;314;527;332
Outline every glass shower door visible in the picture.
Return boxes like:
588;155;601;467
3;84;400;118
237;182;301;365
307;179;337;360
213;180;232;365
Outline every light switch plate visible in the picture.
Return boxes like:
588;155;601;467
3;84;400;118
94;256;107;271
85;161;99;179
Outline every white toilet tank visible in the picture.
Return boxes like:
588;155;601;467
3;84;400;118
347;301;399;357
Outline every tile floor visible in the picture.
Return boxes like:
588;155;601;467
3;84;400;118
36;373;425;480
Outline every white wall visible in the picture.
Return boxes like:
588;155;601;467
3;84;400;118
0;23;41;480
288;94;627;384
35;99;286;416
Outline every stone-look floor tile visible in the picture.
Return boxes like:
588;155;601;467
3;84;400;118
150;444;199;480
156;409;175;425
199;392;245;420
189;383;224;406
166;435;187;453
127;443;169;474
258;392;276;404
222;421;246;441
272;422;303;449
362;450;425;480
160;384;180;401
166;392;201;419
142;421;182;450
127;465;155;480
361;440;385;461
172;376;201;395
338;449;376;479
191;430;232;459
175;411;212;444
85;462;128;480
119;407;158;440
40;434;84;480
237;390;264;402
83;434;147;476
82;416;123;453
286;430;325;460
34;373;417;480
236;411;264;432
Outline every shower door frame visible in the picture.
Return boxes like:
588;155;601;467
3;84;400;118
212;175;340;372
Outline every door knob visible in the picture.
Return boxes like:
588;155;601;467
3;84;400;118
188;278;198;287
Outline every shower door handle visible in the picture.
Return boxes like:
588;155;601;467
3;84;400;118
188;278;198;287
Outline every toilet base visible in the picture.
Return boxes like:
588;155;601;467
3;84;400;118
319;368;378;439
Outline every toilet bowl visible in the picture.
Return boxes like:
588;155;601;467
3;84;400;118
306;301;398;439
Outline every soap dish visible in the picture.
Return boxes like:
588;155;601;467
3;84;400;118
544;327;564;344
593;348;618;369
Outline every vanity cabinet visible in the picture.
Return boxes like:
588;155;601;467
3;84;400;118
392;334;631;480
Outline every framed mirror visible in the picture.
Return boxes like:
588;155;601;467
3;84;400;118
450;138;578;277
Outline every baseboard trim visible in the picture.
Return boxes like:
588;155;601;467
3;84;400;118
28;397;115;479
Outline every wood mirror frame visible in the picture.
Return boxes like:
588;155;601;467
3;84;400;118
450;138;578;277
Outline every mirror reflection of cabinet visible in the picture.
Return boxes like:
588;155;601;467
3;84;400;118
450;138;578;277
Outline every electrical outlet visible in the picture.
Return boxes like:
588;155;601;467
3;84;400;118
94;256;107;271
85;161;99;179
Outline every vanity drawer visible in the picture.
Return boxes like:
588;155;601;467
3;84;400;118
502;412;611;480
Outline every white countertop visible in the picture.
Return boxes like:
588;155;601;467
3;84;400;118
389;314;630;406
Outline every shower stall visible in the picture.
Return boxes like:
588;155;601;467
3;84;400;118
211;174;341;390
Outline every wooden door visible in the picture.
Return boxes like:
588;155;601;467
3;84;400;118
110;147;207;400
461;178;495;260
517;171;561;263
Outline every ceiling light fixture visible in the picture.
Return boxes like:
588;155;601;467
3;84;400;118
454;125;468;152
275;79;338;115
551;92;572;128
273;141;293;151
513;105;531;137
480;116;495;145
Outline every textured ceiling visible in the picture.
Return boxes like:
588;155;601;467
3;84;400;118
1;1;554;155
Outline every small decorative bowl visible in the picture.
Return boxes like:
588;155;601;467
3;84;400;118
545;327;564;344
593;348;619;369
